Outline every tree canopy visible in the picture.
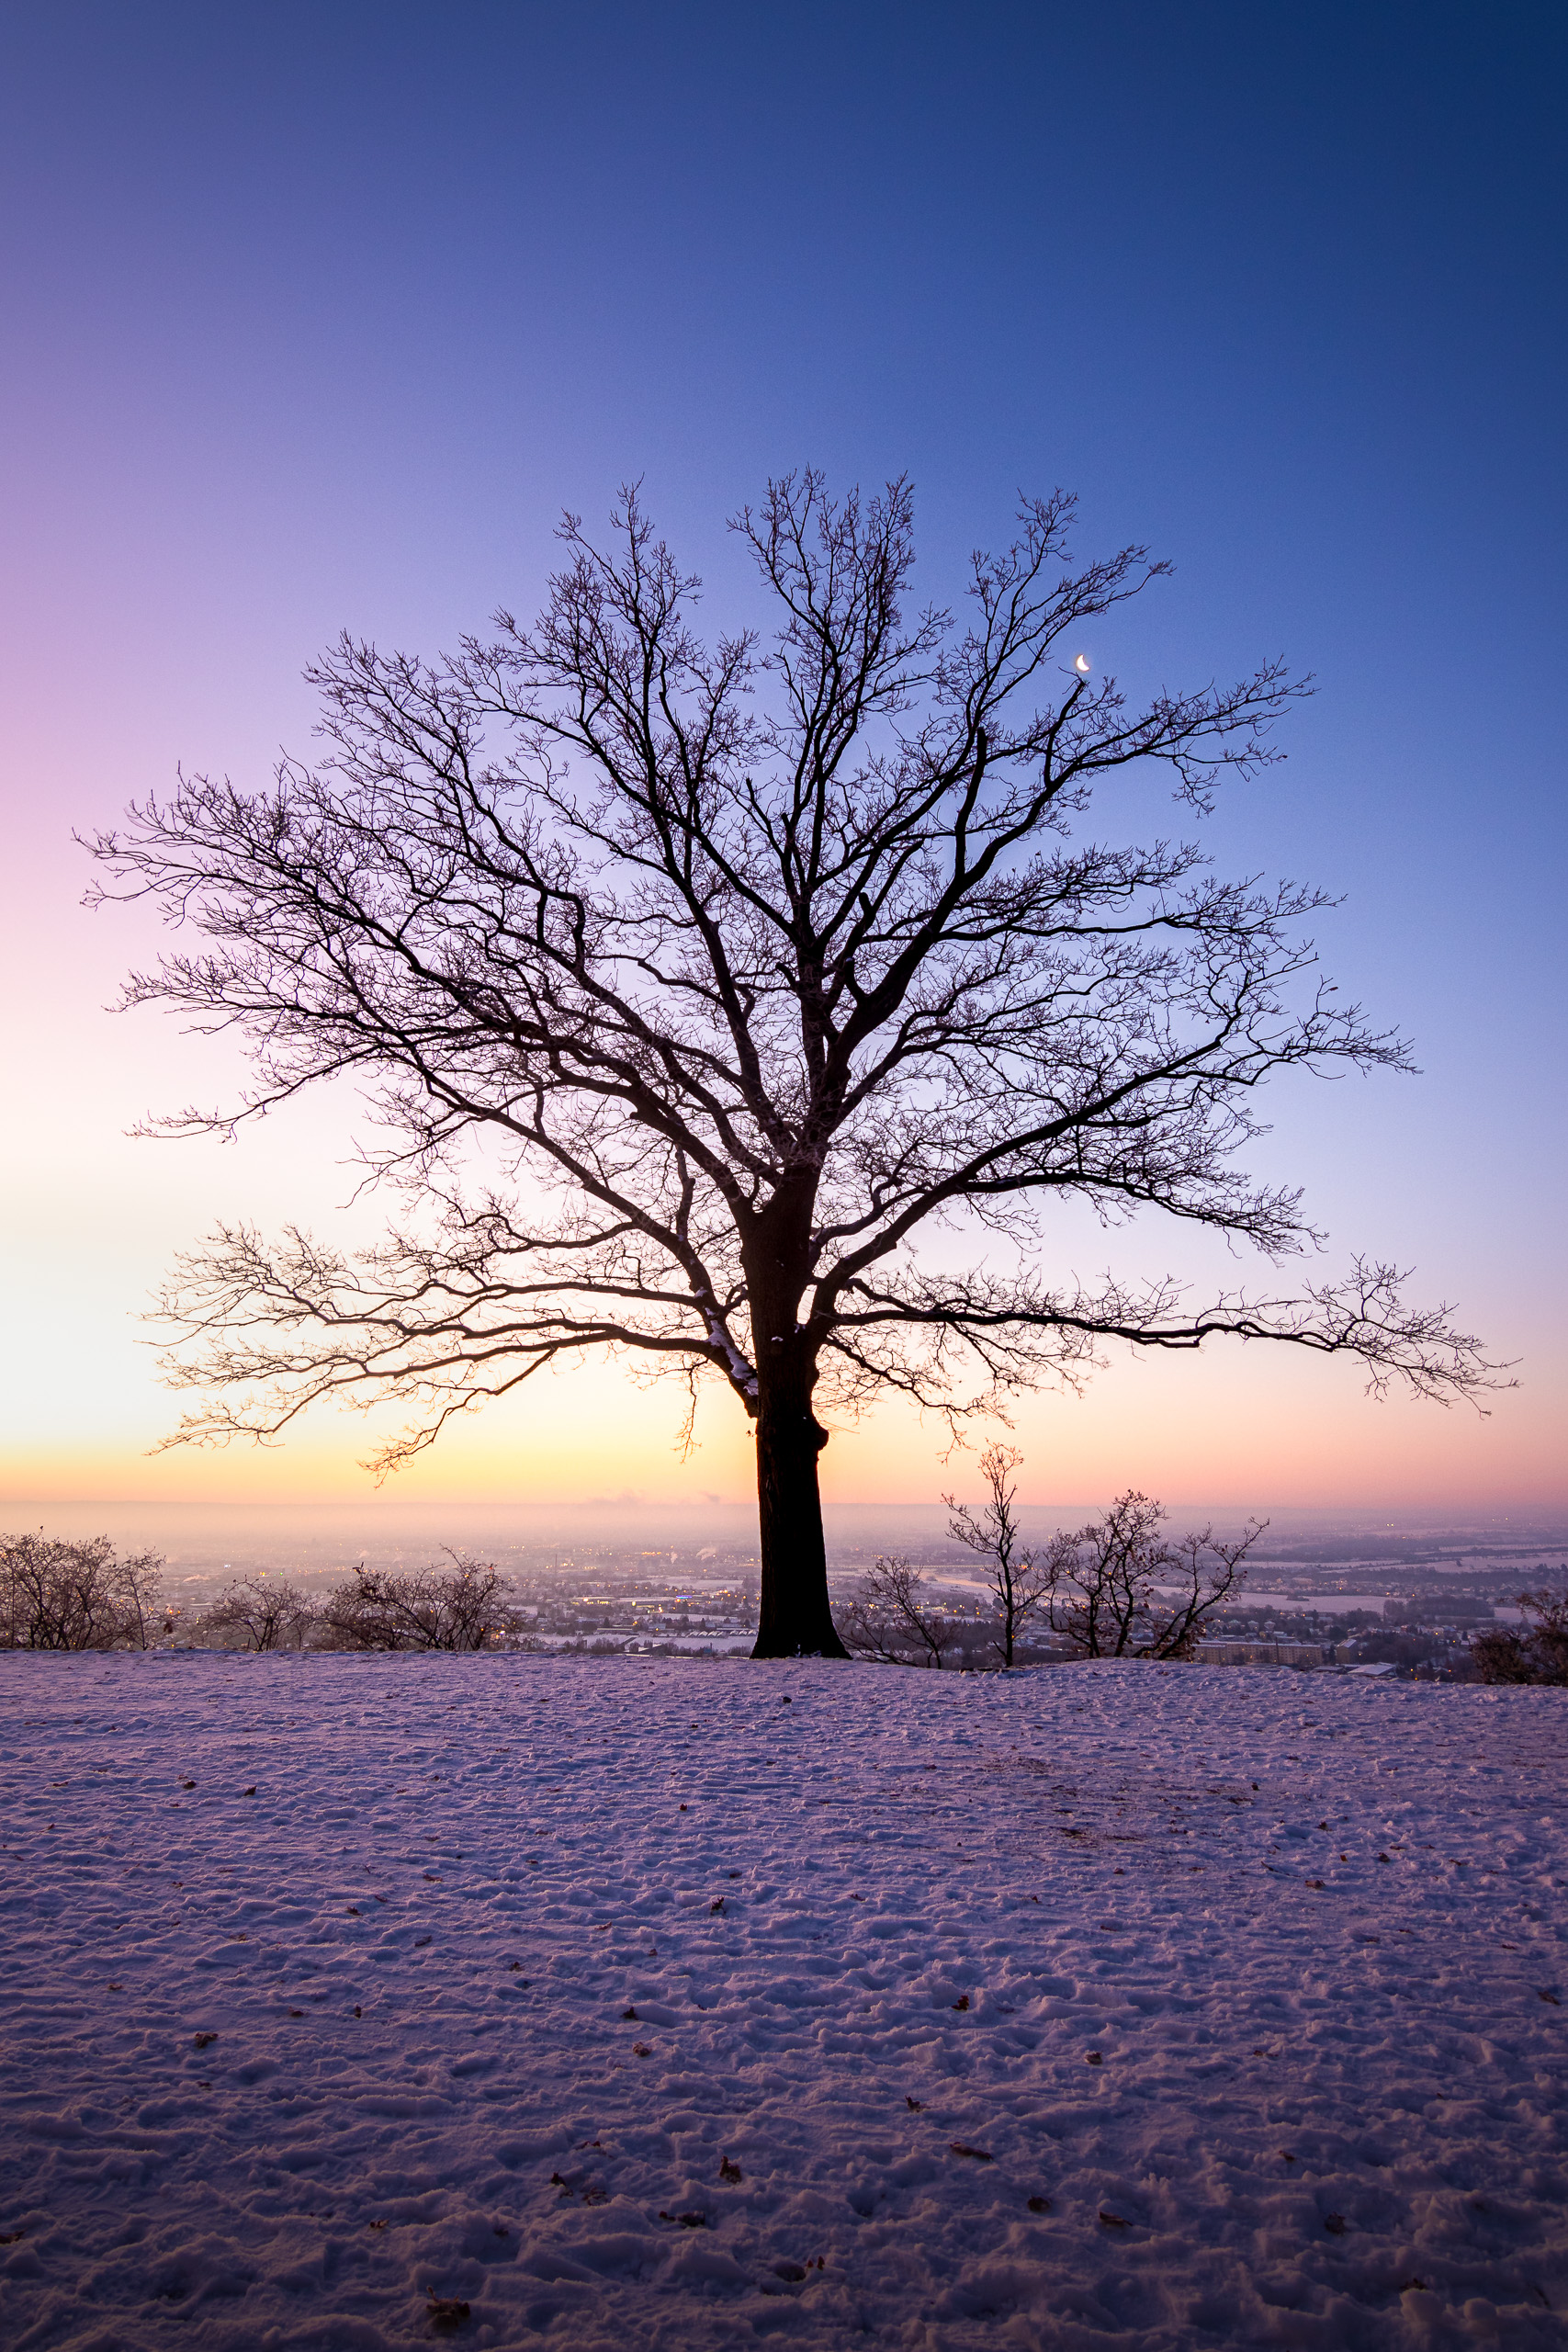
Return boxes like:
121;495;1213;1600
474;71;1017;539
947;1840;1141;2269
89;474;1499;1654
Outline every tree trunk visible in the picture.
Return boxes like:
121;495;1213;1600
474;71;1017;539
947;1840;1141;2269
751;1376;848;1659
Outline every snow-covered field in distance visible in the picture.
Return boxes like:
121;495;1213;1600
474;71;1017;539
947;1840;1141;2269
1;1656;1563;2350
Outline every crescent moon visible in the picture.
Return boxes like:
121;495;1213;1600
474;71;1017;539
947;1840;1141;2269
1074;654;1091;676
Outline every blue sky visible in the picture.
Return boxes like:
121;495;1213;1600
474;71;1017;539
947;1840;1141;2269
2;2;1563;1511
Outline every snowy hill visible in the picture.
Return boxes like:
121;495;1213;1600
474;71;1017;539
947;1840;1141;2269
1;1654;1562;2348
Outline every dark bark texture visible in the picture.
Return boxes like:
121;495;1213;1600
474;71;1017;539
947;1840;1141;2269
752;1383;844;1657
87;475;1502;1657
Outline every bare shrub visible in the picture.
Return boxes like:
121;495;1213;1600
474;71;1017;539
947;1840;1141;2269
202;1576;316;1651
319;1555;517;1651
943;1442;1062;1667
1047;1492;1263;1659
1;1532;170;1650
1472;1590;1568;1687
840;1556;957;1668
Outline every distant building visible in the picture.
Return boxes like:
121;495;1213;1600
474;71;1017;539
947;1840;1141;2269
1193;1639;1329;1668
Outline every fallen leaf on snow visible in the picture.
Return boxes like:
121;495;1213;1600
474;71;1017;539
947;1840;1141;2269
905;2096;924;2111
192;2031;218;2050
1099;2210;1130;2228
1324;2213;1347;2235
953;1995;970;2011
1027;2196;1051;2213
949;2142;994;2162
719;2156;742;2183
427;2297;469;2329
632;2041;652;2057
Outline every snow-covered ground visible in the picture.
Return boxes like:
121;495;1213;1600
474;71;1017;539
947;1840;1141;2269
1;1655;1563;2351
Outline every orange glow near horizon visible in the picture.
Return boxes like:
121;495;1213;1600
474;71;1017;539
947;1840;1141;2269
4;915;1562;1524
5;917;1561;1523
4;1333;1562;1520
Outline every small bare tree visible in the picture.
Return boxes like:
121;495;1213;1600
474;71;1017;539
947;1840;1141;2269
1472;1590;1568;1687
320;1555;516;1651
111;1551;175;1648
943;1442;1060;1666
1046;1492;1262;1659
1;1533;169;1650
840;1555;957;1668
202;1575;316;1651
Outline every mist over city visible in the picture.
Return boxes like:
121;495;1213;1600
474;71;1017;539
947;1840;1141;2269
10;1496;1568;1675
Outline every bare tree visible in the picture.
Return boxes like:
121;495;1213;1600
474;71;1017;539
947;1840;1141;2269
1046;1492;1262;1659
202;1575;316;1651
1;1532;169;1650
1472;1590;1568;1688
943;1442;1061;1666
87;474;1503;1657
840;1555;957;1668
113;1550;176;1649
319;1556;516;1651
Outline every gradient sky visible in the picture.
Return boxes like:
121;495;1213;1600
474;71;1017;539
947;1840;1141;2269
2;2;1564;1521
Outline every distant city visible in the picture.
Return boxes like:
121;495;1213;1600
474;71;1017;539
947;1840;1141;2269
7;1496;1562;1679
